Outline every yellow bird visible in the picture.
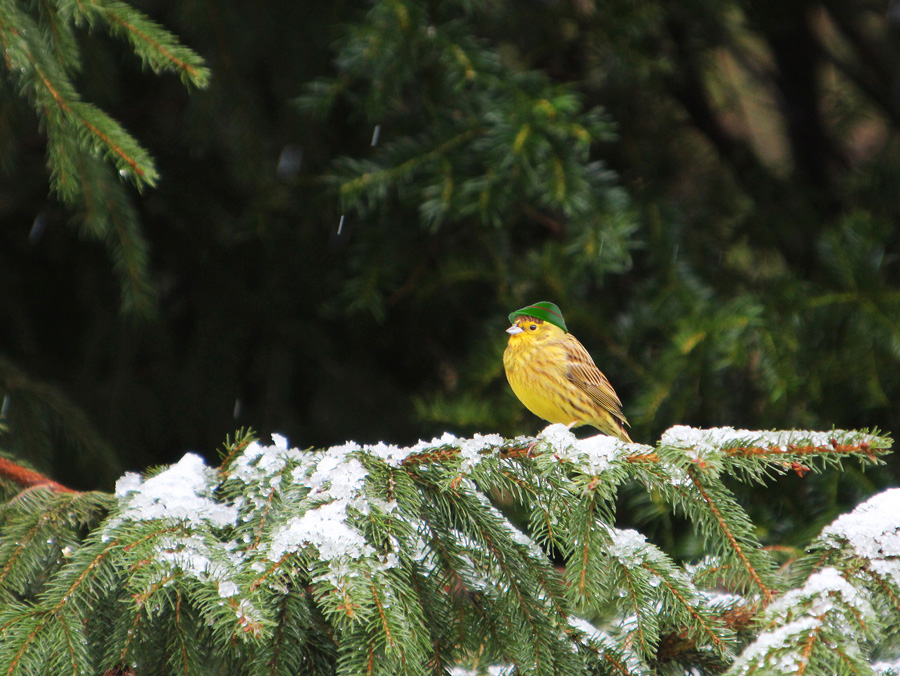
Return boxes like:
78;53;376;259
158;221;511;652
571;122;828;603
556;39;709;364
503;301;631;442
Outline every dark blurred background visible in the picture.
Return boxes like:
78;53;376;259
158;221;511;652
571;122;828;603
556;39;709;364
1;1;898;543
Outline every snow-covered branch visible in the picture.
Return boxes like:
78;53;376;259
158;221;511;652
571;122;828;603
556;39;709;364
0;425;892;675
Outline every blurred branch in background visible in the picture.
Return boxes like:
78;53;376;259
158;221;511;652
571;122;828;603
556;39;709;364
0;0;208;317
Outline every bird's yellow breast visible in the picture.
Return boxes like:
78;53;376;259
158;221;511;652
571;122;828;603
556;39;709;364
503;334;576;425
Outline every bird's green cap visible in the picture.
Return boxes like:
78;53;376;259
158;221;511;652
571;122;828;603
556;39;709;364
508;301;567;333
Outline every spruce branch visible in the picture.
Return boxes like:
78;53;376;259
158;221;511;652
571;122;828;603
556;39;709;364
0;458;76;494
65;0;210;87
0;356;122;488
300;0;635;316
1;0;207;317
65;152;158;316
0;490;111;605
684;468;777;603
728;567;875;676
0;425;893;675
335;128;481;206
641;559;729;655
2;15;160;191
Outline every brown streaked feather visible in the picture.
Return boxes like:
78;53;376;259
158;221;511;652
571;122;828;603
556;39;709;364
562;336;628;426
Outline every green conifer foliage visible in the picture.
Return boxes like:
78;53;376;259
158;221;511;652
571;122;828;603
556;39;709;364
300;0;637;321
0;0;208;316
0;426;893;675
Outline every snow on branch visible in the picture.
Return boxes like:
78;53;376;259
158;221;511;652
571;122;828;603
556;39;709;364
0;425;892;676
729;487;900;676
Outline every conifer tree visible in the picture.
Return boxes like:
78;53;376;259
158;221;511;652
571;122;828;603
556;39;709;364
0;424;894;675
5;0;900;496
0;0;208;316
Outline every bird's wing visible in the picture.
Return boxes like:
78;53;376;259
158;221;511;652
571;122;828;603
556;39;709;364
563;338;628;425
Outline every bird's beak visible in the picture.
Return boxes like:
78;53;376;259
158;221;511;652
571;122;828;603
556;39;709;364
506;325;524;335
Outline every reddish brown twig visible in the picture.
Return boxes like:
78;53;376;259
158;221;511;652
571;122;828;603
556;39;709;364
0;457;77;493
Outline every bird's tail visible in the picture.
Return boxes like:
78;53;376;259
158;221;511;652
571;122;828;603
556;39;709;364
589;418;632;443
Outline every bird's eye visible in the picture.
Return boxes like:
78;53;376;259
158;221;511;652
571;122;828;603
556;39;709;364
528;324;537;331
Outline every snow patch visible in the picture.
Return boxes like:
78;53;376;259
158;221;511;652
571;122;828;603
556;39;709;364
769;566;871;619
733;617;820;673
457;432;504;471
230;434;303;485
538;423;578;451
110;453;237;531
821;488;900;564
571;434;620;473
733;566;874;674
541;423;649;473
449;666;512;676
269;499;374;562
307;446;368;501
661;425;869;457
569;616;611;643
608;528;649;566
874;660;900;676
